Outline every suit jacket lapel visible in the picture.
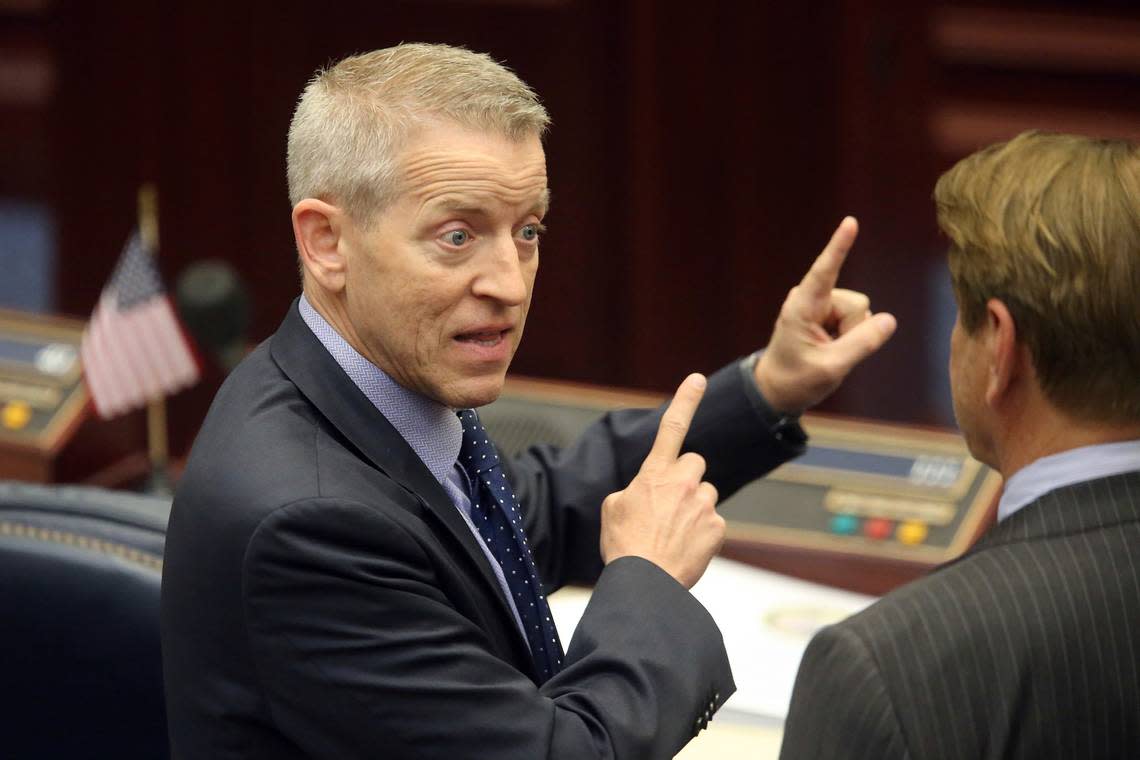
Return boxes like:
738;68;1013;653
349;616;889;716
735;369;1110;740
267;299;528;650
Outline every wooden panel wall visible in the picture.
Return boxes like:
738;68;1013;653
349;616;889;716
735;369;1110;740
4;0;1137;458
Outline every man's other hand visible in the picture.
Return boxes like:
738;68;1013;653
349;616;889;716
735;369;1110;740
599;373;724;589
756;216;897;414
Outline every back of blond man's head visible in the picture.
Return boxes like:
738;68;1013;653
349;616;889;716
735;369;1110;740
287;43;550;228
935;130;1140;423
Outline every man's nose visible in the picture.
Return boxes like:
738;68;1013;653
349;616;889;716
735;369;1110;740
472;235;529;305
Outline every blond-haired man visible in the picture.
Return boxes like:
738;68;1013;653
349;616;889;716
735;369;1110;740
780;131;1140;759
162;44;895;759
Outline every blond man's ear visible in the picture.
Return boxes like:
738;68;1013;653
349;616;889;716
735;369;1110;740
293;199;348;294
983;298;1022;409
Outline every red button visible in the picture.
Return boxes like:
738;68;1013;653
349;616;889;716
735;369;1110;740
863;518;893;540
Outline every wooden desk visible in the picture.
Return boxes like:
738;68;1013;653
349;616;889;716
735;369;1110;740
0;309;146;485
484;376;999;597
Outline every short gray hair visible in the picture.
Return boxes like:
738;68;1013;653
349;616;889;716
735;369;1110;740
287;43;550;226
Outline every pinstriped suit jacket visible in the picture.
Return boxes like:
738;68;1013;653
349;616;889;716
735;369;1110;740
779;470;1140;759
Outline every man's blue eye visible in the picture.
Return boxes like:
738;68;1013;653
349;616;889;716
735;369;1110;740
445;230;469;246
519;225;538;241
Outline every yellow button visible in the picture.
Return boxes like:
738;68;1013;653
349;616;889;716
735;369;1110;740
897;520;928;545
2;401;32;431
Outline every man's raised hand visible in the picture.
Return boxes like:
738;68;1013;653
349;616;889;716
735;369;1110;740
599;373;725;589
756;217;897;414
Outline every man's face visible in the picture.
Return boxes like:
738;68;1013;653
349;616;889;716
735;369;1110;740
340;121;547;409
949;310;996;467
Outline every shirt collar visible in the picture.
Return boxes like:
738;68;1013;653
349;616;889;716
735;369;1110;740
298;294;463;484
997;439;1140;522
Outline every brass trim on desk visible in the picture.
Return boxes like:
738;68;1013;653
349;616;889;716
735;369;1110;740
0;382;90;453
0;309;90;453
0;309;85;388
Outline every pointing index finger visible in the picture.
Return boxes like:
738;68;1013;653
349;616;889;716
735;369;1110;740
644;373;707;470
801;216;858;298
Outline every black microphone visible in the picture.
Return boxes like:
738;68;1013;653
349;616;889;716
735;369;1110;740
174;261;250;373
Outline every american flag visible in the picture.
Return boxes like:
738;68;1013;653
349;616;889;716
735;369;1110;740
80;231;200;419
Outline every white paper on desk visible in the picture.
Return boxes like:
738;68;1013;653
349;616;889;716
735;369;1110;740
547;557;876;721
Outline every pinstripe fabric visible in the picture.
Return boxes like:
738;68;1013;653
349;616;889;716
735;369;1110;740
780;471;1140;760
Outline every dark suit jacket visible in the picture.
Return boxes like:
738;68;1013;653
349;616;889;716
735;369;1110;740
161;300;801;760
780;470;1140;759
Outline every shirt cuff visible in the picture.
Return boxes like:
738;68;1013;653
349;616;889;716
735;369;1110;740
738;351;808;449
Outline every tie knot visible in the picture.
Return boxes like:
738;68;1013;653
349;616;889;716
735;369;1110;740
457;409;500;475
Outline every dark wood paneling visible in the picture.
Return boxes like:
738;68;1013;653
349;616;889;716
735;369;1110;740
51;0;163;315
826;0;945;424
47;0;638;455
18;0;1140;460
623;2;845;390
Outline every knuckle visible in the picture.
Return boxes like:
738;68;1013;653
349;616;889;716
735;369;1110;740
668;477;696;500
712;513;727;534
637;459;660;478
659;418;689;442
713;526;726;552
679;451;706;473
694;488;717;511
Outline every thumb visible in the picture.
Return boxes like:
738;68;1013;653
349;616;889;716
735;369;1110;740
826;312;897;375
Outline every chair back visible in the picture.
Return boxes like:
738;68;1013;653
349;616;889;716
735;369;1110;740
0;481;171;759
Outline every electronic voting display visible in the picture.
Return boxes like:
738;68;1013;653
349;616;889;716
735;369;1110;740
479;377;1001;592
717;415;1000;566
0;310;88;456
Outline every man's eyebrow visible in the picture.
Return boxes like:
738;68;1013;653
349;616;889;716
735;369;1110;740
534;189;551;217
425;197;488;216
425;189;551;217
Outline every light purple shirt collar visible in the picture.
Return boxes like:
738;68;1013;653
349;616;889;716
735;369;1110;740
997;439;1140;522
298;295;530;643
298;294;463;485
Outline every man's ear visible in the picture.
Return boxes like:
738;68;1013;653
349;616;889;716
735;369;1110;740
292;199;348;293
984;298;1022;407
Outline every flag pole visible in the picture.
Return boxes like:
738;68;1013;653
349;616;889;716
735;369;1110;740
138;183;170;492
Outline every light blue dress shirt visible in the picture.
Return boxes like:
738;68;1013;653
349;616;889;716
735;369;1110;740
997;439;1140;522
298;295;529;641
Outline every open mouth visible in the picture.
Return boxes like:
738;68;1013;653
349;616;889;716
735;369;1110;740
455;329;509;347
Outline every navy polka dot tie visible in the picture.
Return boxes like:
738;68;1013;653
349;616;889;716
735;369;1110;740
457;409;564;683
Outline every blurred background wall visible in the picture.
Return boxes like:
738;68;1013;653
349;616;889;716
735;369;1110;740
3;0;1140;461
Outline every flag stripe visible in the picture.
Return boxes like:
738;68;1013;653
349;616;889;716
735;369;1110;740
80;307;106;414
144;299;199;387
88;300;131;417
120;301;173;398
116;304;165;401
95;292;141;415
80;231;200;419
86;292;133;416
131;299;197;394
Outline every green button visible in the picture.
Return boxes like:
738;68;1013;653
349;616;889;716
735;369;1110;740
830;514;860;535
